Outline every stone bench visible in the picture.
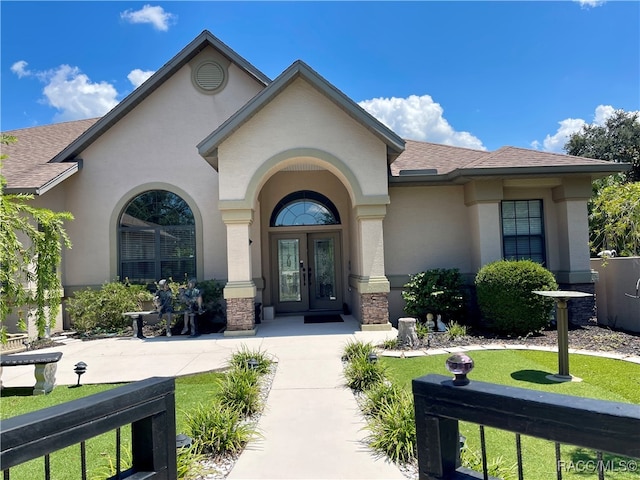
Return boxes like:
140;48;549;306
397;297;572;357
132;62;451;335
0;351;63;395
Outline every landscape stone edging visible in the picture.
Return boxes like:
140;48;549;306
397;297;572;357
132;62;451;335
378;345;640;365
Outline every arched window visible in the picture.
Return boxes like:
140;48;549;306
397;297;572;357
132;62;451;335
119;190;196;284
270;191;340;227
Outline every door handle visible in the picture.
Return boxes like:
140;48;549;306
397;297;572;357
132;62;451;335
300;261;306;286
308;267;312;285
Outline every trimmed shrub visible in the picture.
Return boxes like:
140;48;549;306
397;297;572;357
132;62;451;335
402;269;465;323
475;260;558;336
66;280;153;334
197;279;224;317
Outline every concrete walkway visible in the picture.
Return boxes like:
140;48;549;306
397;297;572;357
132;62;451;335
1;315;406;480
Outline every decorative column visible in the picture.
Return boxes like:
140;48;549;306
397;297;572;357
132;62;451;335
464;180;503;272
352;204;391;330
222;209;257;335
552;179;595;324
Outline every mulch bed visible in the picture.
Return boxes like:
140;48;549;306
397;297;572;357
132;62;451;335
398;320;640;357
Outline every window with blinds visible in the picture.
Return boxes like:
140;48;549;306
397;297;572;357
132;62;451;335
501;200;546;264
119;191;196;284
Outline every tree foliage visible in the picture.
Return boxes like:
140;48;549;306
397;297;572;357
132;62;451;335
0;134;73;341
589;182;640;257
565;109;640;183
564;110;640;256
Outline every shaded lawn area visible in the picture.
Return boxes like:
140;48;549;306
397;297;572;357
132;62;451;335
1;371;226;480
383;350;640;479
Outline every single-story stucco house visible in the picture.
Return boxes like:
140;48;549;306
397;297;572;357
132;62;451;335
2;30;628;335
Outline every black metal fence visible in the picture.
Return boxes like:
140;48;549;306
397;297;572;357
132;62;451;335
1;377;177;479
413;374;640;480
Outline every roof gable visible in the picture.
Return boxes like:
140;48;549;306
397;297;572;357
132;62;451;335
49;30;271;164
197;60;406;168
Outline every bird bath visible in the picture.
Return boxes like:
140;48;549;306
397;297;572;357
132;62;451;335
533;290;593;382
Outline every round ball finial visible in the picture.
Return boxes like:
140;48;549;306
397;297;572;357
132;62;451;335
445;353;474;386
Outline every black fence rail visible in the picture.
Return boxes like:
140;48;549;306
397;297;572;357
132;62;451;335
1;377;177;479
413;374;640;480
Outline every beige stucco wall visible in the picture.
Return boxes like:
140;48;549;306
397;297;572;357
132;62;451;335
384;178;593;323
384;185;473;275
591;257;640;332
57;47;264;288
217;78;389;205
384;185;473;322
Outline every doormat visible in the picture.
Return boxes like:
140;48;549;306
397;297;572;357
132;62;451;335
304;314;344;324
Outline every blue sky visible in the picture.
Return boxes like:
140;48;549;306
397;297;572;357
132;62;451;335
1;1;638;152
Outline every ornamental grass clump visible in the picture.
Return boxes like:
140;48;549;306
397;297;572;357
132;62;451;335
184;403;258;457
446;321;468;340
475;260;558;336
216;368;262;417
361;381;404;418
342;340;376;362
344;354;387;392
228;346;273;375
364;388;416;464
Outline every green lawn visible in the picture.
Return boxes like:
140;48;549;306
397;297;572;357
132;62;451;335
382;350;640;479
1;371;226;480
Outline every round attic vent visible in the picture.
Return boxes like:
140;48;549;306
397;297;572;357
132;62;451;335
194;61;225;92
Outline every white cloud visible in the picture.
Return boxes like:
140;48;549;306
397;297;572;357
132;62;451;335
128;69;155;88
532;104;621;153
40;65;119;122
573;0;606;8
359;94;486;150
533;117;587;152
11;60;32;78
120;5;176;31
593;104;615;125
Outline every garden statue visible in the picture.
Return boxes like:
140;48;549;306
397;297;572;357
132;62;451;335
153;279;174;336
179;278;204;335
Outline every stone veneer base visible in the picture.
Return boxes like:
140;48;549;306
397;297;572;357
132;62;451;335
359;292;389;325
226;297;256;331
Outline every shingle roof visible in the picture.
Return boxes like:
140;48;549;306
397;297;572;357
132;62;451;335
390;140;629;183
2;118;99;194
390;140;489;176
1;119;629;193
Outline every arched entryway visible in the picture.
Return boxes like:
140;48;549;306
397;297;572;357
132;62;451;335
269;191;343;313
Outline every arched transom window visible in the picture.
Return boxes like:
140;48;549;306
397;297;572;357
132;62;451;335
270;191;341;227
119;190;196;284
